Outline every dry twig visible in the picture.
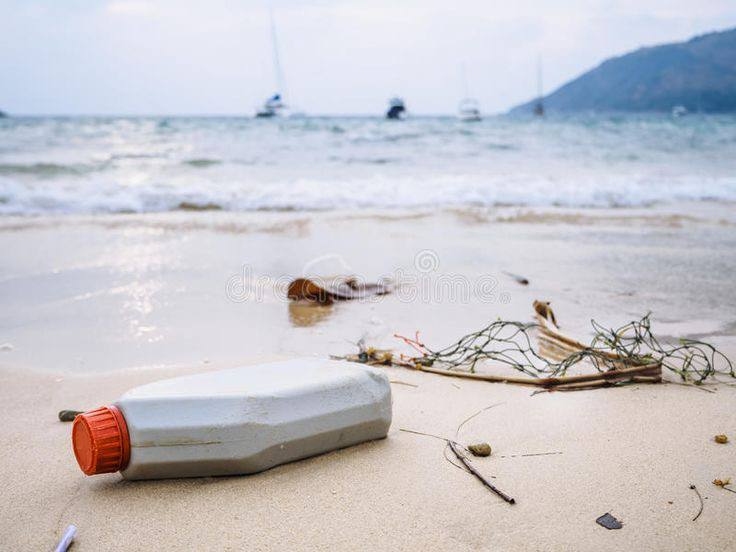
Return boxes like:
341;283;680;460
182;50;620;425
448;442;515;504
690;484;704;521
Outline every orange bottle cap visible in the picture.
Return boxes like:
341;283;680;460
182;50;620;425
72;405;131;475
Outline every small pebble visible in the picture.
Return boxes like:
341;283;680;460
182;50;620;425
467;443;492;457
58;410;83;422
715;434;729;444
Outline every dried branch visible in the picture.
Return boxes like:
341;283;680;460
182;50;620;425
448;441;515;504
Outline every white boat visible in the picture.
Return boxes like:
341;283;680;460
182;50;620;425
458;98;481;122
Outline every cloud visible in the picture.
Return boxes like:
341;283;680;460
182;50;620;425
3;0;736;114
106;1;156;17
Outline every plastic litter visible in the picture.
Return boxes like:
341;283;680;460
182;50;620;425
71;358;392;480
287;276;390;303
53;524;77;552
596;512;623;529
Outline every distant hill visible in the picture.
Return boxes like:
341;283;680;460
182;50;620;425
511;28;736;114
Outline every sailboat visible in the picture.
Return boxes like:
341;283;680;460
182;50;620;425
457;65;481;122
255;8;290;118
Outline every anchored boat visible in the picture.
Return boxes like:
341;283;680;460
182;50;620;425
256;93;287;118
458;98;481;122
386;97;407;120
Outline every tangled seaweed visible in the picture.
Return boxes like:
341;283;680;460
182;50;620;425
399;313;733;384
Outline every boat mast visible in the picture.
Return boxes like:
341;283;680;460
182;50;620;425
269;6;286;97
460;63;470;98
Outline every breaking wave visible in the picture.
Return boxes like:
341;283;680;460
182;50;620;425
1;173;735;215
1;114;736;215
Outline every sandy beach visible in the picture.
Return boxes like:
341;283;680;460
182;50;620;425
1;204;736;550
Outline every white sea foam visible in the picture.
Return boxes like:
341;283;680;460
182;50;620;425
1;115;735;214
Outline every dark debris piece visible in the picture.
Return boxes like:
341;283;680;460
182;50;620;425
596;512;623;530
58;410;82;422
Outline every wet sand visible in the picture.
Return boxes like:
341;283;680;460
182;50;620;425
1;204;735;550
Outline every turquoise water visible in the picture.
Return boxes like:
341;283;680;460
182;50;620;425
1;114;735;214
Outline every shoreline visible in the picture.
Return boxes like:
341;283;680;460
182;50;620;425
1;202;735;375
1;198;735;225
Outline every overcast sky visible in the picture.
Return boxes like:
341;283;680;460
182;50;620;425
2;0;736;115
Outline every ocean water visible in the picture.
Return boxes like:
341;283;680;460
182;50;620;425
1;114;735;215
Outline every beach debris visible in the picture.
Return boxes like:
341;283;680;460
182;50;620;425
690;484;704;521
450;403;512;502
287;276;390;304
53;524;77;552
595;513;623;530
401;403;513;503
498;451;563;458
713;478;736;493
335;301;733;390
392;310;663;389
502;270;529;286
533;300;557;327
399;428;454;443
71;359;391;479
467;442;492;457
448;441;515;504
58;410;82;422
714;434;729;444
389;380;418;388
331;339;395;366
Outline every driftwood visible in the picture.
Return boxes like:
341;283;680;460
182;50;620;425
410;361;661;390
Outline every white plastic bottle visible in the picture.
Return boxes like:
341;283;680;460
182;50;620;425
71;359;392;480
